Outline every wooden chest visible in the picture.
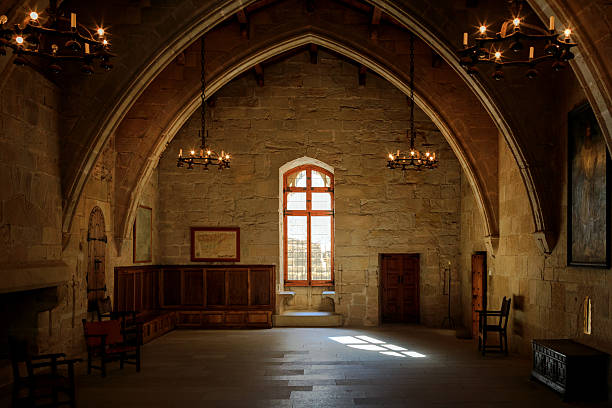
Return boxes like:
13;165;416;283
532;339;608;401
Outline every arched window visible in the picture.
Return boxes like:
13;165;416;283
283;165;334;286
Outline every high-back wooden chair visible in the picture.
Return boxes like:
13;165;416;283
9;336;80;408
477;296;511;356
95;297;113;321
82;319;141;377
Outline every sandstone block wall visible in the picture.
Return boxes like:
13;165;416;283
157;50;463;326
459;76;612;358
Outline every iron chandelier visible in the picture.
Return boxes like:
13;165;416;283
457;0;577;80
387;33;438;171
0;0;114;74
177;38;230;170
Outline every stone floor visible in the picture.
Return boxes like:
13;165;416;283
3;325;610;407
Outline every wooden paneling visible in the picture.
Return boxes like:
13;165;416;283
183;270;204;305
250;269;271;306
228;270;248;306
114;265;275;330
206;270;226;306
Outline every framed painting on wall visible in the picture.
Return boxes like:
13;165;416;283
133;205;152;263
567;103;610;267
191;227;240;262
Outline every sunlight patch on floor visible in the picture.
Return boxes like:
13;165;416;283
329;335;427;358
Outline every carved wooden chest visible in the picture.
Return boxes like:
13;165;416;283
532;339;608;401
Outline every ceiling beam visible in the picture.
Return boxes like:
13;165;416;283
236;9;249;39
254;63;264;86
306;0;315;13
358;64;367;86
370;7;382;40
309;44;318;64
431;50;443;68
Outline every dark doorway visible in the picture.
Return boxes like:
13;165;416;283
471;252;487;338
87;207;107;311
380;253;420;323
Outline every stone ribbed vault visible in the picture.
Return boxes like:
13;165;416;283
31;0;609;256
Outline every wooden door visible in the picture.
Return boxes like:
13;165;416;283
471;252;487;337
87;207;107;311
381;254;420;323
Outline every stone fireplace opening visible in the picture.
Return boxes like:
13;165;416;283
0;287;61;388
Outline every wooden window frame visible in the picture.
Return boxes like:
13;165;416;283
283;165;334;286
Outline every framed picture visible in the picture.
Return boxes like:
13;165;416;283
133;205;152;263
191;227;240;262
567;103;610;267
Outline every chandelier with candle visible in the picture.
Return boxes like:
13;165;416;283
387;33;438;171
0;0;114;74
177;38;230;170
457;0;577;80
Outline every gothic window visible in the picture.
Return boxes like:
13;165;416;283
283;165;334;285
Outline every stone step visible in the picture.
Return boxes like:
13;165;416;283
273;311;343;327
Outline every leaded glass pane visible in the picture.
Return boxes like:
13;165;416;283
287;170;307;188
286;192;306;210
287;216;308;281
311;216;332;280
312;170;331;188
311;193;331;210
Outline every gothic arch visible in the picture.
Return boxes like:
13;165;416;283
114;32;498;258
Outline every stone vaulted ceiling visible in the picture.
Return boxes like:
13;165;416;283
2;0;608;256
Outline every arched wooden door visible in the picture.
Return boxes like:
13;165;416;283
87;207;107;311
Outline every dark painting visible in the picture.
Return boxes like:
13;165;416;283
568;103;610;267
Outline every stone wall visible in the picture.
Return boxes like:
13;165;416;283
157;50;462;326
0;66;62;267
459;76;612;358
459;173;495;333
0;66;161;380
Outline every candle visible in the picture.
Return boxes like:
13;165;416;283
179;148;182;157
529;46;534;60
70;13;76;29
549;16;554;31
463;32;468;46
84;43;90;54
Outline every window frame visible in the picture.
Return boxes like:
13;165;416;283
283;164;334;286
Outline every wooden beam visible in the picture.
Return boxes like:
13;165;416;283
431;50;443;68
309;44;318;64
254;64;264;87
236;9;249;39
370;7;382;40
306;0;315;13
358;65;367;87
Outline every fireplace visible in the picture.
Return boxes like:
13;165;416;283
0;262;68;388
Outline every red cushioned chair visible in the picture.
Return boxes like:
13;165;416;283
82;319;141;377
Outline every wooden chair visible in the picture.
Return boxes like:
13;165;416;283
82;319;141;377
94;297;113;321
477;296;511;356
9;336;81;408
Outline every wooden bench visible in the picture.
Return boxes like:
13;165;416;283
114;265;275;335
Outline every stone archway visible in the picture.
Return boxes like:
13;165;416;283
56;0;611;257
112;32;499;258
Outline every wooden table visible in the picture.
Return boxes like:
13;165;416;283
532;339;609;401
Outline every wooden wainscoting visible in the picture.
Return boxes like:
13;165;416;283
114;265;275;332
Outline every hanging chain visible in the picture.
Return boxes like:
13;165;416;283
409;33;415;150
200;37;207;149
